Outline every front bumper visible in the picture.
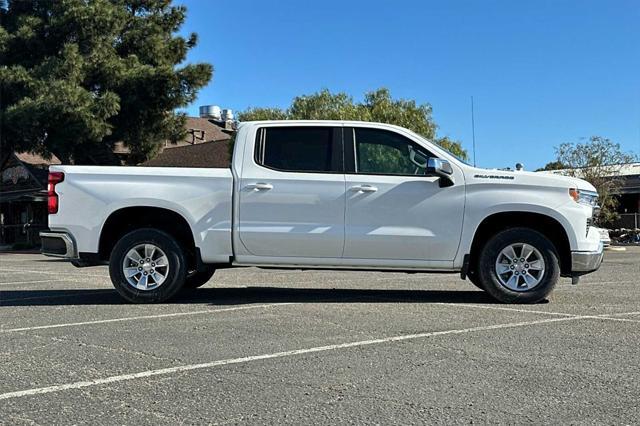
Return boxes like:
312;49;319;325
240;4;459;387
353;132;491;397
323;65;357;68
571;242;604;273
40;231;77;259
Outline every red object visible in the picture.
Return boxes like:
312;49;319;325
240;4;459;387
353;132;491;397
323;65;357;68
47;171;64;214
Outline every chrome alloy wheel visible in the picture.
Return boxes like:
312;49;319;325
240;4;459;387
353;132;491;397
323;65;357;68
122;244;169;291
495;243;546;292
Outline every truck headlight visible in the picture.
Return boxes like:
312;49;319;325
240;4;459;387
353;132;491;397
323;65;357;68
569;188;599;208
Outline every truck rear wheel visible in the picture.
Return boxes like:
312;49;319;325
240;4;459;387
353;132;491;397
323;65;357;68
109;228;187;303
477;227;560;304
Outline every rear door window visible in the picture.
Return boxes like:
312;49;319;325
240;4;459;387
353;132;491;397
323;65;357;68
255;127;342;173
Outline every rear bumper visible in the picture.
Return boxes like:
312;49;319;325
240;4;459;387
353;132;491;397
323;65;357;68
571;242;604;273
40;231;77;259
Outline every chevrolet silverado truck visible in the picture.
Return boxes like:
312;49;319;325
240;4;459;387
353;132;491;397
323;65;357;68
41;121;604;304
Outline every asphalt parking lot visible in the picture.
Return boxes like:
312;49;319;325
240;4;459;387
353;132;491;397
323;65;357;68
1;249;639;424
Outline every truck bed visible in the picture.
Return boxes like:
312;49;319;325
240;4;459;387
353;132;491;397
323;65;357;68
48;165;234;263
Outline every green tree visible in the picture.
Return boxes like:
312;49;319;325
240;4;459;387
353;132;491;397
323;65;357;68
554;136;637;225
238;88;468;160
535;160;566;172
237;107;289;121
0;0;212;165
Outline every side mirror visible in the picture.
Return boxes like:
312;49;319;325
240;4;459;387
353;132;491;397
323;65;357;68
408;146;428;169
427;158;455;186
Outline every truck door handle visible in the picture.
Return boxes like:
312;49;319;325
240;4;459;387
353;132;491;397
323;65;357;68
350;185;378;193
245;182;273;191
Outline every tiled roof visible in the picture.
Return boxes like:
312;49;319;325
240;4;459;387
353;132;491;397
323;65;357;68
15;152;61;166
113;117;232;155
179;117;232;145
140;140;231;168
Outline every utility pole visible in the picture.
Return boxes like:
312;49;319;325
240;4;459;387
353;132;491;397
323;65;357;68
471;96;477;167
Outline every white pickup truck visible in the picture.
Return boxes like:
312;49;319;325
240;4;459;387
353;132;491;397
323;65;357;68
41;121;603;304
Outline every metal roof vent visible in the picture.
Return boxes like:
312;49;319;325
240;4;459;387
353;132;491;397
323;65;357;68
199;105;221;120
221;109;234;121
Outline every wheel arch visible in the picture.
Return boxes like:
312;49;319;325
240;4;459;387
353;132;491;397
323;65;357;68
98;206;199;269
468;211;572;276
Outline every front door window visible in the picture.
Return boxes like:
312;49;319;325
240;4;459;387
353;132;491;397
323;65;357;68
354;128;432;176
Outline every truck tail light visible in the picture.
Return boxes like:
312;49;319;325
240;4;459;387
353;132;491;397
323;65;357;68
48;171;64;214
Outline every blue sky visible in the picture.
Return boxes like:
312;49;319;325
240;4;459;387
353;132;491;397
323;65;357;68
176;0;639;169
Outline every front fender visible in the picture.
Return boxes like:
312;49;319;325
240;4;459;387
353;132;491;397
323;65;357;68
454;202;578;269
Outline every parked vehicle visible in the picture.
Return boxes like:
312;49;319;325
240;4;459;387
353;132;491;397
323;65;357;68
609;228;640;245
595;227;611;247
41;121;604;304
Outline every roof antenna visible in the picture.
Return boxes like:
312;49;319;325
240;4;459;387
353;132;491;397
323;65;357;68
471;96;477;167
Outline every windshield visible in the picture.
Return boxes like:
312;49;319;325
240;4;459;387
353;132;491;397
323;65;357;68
405;129;473;166
438;144;473;166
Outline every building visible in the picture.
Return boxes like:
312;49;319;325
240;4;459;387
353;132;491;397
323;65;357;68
139;116;232;168
0;109;234;249
542;162;640;228
614;163;640;228
0;152;61;249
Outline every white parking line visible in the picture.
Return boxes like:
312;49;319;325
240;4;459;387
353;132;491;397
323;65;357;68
436;302;576;317
601;317;640;323
0;315;582;401
604;311;640;317
0;268;109;279
596;311;640;323
436;303;640;324
573;280;637;285
579;315;640;323
0;303;296;333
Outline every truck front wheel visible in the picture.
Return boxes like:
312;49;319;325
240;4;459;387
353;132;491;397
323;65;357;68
109;228;187;303
183;266;216;289
477;228;560;304
467;271;485;290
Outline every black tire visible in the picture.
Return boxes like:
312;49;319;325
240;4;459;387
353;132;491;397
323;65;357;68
109;228;187;303
183;266;216;289
467;271;485;290
477;227;560;304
